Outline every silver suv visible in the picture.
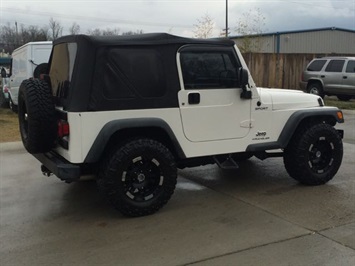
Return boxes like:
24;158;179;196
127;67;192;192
300;56;355;101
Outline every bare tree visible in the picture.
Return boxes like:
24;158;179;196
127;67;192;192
48;17;63;40
0;23;17;53
20;25;48;44
86;28;102;36
235;8;266;52
69;22;80;35
0;22;49;53
193;14;215;39
87;27;121;36
102;27;120;36
122;29;144;36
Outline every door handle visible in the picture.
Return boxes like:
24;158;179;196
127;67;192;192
188;92;200;104
321;75;325;78
343;76;348;79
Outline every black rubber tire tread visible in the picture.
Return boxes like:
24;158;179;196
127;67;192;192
18;79;56;153
98;138;177;217
33;63;49;79
284;123;343;186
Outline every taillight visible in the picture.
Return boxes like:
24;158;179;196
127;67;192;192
3;85;9;93
57;120;70;138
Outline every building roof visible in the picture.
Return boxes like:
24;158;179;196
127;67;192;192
229;27;355;39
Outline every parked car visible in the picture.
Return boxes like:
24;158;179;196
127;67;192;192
300;56;355;101
18;34;344;217
7;41;52;112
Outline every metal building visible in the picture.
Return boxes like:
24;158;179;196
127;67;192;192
230;27;355;54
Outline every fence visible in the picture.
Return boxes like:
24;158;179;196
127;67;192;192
242;53;355;90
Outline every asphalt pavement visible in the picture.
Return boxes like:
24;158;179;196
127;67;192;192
0;111;354;265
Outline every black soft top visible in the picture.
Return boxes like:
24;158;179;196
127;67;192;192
50;33;236;112
53;33;235;47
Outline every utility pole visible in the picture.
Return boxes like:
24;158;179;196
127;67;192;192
225;0;228;37
15;21;19;46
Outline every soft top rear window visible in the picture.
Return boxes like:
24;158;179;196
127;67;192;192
49;43;77;99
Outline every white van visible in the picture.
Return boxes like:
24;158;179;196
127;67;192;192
8;41;52;111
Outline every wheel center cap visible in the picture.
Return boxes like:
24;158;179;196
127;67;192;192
316;151;322;158
137;173;145;182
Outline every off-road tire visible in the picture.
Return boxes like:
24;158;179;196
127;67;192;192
98;138;177;217
284;123;343;185
18;79;57;153
307;82;324;98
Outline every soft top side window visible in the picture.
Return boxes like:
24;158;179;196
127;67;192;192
179;46;241;90
325;60;345;73
49;42;77;99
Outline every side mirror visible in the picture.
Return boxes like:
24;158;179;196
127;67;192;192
239;68;252;99
239;67;249;88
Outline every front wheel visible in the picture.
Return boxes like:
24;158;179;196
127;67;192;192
97;139;177;217
284;123;343;185
307;83;324;98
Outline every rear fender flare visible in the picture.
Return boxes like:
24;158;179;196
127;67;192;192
84;118;185;163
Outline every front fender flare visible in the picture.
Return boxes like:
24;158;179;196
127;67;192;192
246;108;344;152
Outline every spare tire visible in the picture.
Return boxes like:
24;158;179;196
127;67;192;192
18;79;57;154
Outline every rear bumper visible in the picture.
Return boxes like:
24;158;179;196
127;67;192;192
33;152;81;183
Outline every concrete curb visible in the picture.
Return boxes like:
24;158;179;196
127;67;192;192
0;141;24;152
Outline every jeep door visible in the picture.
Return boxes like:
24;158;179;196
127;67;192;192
177;45;251;142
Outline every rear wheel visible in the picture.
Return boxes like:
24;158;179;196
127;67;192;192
18;79;57;153
337;95;352;101
98;138;177;217
284;123;343;185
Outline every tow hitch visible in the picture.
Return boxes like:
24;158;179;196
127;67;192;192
41;165;53;177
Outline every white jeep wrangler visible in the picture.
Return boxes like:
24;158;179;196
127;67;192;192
18;34;344;217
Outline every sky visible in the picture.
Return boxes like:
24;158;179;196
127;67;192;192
0;0;354;37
